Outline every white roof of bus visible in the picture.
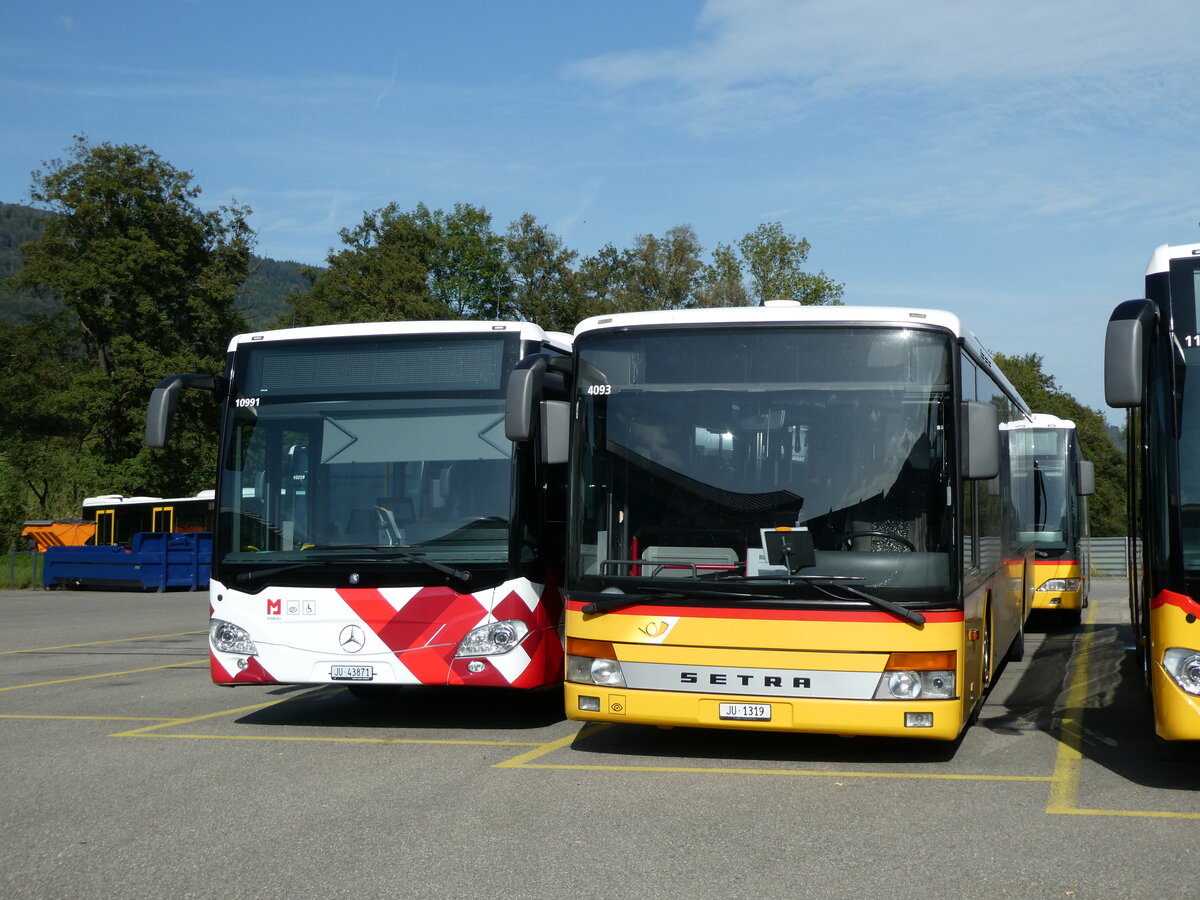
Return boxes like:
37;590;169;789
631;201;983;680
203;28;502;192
82;491;214;507
574;302;1028;413
1147;243;1200;276
227;320;570;353
1002;413;1076;431
574;304;969;338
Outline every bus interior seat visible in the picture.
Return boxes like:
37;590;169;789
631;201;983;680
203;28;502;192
641;545;738;577
376;497;414;523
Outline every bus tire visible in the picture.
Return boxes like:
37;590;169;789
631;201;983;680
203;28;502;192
1006;618;1025;663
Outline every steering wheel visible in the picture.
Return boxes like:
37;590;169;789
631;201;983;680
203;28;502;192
838;531;916;552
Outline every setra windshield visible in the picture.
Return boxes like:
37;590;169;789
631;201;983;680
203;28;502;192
215;334;519;586
1026;429;1072;557
571;325;956;604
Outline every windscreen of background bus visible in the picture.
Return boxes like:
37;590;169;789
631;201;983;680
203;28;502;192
571;326;956;601
217;335;521;585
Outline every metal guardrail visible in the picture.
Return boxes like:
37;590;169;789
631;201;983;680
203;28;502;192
6;550;42;589
1087;536;1132;577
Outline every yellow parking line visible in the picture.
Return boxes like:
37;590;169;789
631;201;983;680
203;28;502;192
107;691;547;747
494;722;1050;780
1045;603;1097;814
1046;600;1200;819
111;696;311;735
0;658;207;692
121;732;547;747
495;725;609;767
513;760;1052;780
0;714;175;722
1;631;207;655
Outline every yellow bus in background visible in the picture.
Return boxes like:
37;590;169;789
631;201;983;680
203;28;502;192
1004;415;1094;626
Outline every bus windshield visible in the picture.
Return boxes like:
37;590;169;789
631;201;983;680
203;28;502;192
216;334;518;581
1173;267;1200;572
571;326;954;599
1029;429;1071;555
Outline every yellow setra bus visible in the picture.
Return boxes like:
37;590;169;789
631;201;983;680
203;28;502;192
1003;414;1094;626
508;304;1037;740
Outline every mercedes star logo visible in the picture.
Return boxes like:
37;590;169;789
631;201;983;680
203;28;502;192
339;624;366;653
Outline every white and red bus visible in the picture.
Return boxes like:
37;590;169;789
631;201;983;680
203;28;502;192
147;321;570;693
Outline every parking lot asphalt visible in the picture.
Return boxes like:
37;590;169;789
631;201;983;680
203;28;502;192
1;578;1196;900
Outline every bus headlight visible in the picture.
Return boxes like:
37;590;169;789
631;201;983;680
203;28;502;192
565;638;627;687
210;619;257;656
455;620;529;657
1037;578;1081;592
567;655;627;687
1162;648;1200;695
872;651;956;700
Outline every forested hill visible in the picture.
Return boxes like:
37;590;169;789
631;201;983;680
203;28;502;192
0;200;311;327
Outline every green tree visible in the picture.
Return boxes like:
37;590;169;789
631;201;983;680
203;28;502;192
737;222;843;306
412;202;511;318
993;351;1125;536
291;203;444;326
623;225;705;311
5;135;252;501
695;241;750;307
504;213;581;332
577;225;705;315
0;314;91;545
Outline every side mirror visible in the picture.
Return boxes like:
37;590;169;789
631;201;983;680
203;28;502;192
961;401;1000;481
145;373;219;448
504;364;541;443
1077;460;1095;497
1105;298;1156;408
541;400;570;465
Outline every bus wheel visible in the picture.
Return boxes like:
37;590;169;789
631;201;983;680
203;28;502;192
964;619;993;729
1006;616;1025;663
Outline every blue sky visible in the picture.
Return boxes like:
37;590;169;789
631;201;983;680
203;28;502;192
4;0;1199;419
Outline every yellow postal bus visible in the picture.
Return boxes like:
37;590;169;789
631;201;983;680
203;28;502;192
1106;243;1200;740
1004;414;1094;625
508;304;1036;740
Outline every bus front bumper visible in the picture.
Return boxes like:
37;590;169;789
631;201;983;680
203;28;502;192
564;683;966;741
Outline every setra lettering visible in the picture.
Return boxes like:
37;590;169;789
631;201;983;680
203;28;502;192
676;671;813;690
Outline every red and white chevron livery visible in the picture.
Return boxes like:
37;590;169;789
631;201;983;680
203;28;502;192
210;577;563;688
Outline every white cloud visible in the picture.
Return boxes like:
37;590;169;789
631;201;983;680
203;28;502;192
566;0;1196;93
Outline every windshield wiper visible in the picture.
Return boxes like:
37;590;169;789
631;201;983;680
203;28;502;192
235;548;471;585
574;575;926;626
574;580;824;614
805;579;926;626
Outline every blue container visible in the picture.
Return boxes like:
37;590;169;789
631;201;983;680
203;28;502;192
43;532;212;591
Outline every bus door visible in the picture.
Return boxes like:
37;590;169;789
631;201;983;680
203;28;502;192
94;509;116;545
152;505;175;533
